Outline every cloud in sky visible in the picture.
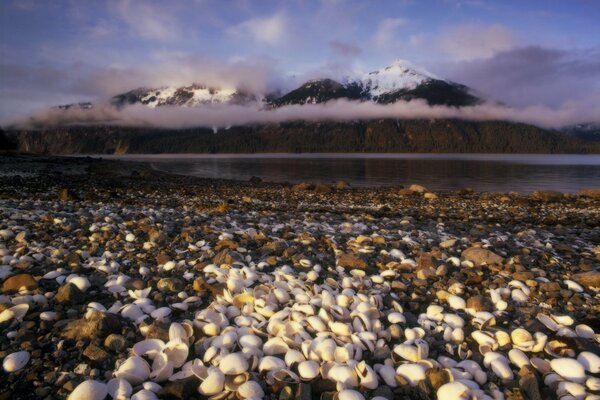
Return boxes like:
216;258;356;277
227;12;288;46
439;24;518;61
329;40;362;58
113;0;180;41
373;18;409;47
444;45;600;107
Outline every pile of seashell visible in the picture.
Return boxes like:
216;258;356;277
52;258;599;400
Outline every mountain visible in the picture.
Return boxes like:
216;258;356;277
562;123;600;141
110;84;257;108
270;60;481;107
53;59;481;111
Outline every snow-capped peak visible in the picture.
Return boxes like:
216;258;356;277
362;59;440;97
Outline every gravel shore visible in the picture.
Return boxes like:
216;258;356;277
0;154;599;400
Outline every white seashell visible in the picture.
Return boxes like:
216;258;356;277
558;381;587;399
447;295;466;310
219;353;248;375
355;361;378;389
426;304;444;320
578;351;600;373
587;376;600;391
106;378;132;400
298;360;320;380
150;353;173;382
396;363;426;386
121;304;145;321
376;364;397;387
0;304;29;323
530;357;552;374
67;276;91;292
115;356;151;385
68;380;108;400
484;352;513;381
198;367;225;396
40;311;58;321
164;339;189;368
575;324;598;341
550;357;586;383
125;233;136;242
330;321;353;336
2;351;30;372
133;339;165;359
437;381;470;400
285;349;306;367
130;389;158;400
508;349;530;369
328;364;358;389
336;389;365;400
564;280;584;293
150;307;171;320
258;356;286;372
388;312;405;324
511;289;529;303
237;380;264;399
263;337;289;355
169;322;191;345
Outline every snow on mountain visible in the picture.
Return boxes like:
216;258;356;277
360;59;440;97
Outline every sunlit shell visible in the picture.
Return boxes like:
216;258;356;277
115;356;151;385
219;353;249;375
335;389;366;400
2;351;30;372
550;358;586;383
133;339;165;359
237;380;264;399
150;353;173;382
437;381;470;400
396;363;426;386
198;367;225;396
68;380;108;400
106;378;132;400
298;360;320;380
577;351;600;374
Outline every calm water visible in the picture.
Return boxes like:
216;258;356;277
99;154;600;192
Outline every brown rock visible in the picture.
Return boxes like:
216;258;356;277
408;184;427;193
213;249;242;266
337;253;368;269
149;229;168;244
104;334;127;352
518;366;542;400
314;184;332;194
62;310;121;340
83;344;109;363
513;271;534;281
335;181;349;189
532;191;563;202
1;274;38;293
577;188;600;198
292;182;313;191
417;253;436;270
425;368;452;391
466;295;493;312
424;192;438;200
155;253;171;266
572;271;600;289
462;247;503;266
539;281;561;292
55;283;83;304
157;278;184;293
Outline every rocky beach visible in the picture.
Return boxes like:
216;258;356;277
0;154;599;400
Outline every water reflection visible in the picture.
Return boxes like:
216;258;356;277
100;154;600;192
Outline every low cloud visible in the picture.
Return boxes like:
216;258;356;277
329;40;362;57
11;98;600;131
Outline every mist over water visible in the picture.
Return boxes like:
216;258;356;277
100;153;600;193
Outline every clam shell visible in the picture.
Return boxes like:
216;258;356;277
150;353;173;382
550;357;586;383
115;356;151;385
237;380;264;399
336;390;366;400
298;360;320;380
106;378;132;400
396;363;426;386
2;351;30;372
198;367;225;396
219;353;249;375
577;351;600;373
131;389;159;400
68;380;107;400
437;381;470;400
133;339;165;359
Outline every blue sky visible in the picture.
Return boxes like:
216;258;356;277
1;0;599;122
